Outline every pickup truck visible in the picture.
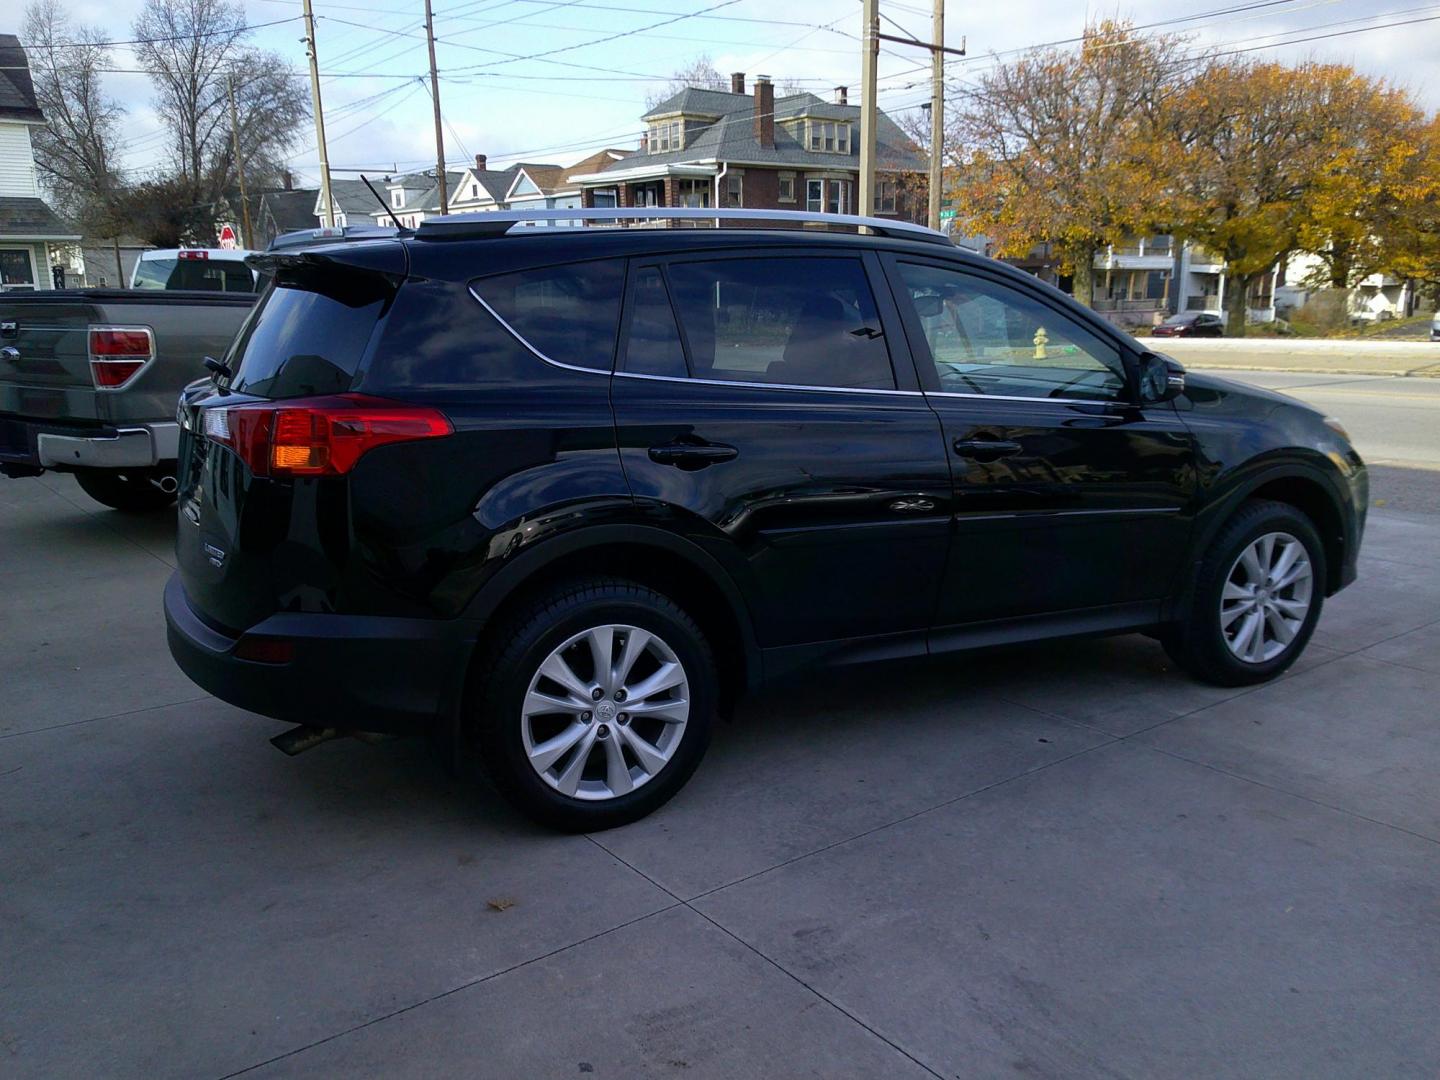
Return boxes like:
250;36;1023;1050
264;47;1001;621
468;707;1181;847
0;248;258;511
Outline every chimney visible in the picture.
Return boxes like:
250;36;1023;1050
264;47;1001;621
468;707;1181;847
834;86;848;106
754;75;774;149
474;153;487;172
731;72;745;94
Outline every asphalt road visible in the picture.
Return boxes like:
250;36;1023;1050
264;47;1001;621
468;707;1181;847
1195;369;1440;514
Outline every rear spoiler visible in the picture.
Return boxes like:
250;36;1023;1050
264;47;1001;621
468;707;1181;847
246;239;407;284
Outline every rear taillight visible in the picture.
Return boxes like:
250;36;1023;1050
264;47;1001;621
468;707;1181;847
202;394;452;477
89;326;154;389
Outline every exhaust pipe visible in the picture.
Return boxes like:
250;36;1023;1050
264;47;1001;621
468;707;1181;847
150;474;179;494
269;725;397;756
270;725;342;756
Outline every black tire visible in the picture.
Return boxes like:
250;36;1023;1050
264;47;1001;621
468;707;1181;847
73;469;175;513
468;576;716;832
1163;499;1326;686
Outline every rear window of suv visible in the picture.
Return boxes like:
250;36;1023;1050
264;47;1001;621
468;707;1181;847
226;271;392;399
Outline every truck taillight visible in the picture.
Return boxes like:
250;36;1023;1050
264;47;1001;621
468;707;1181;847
202;394;452;476
89;327;154;389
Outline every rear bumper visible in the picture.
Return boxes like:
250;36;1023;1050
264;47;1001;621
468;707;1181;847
163;573;479;735
0;414;179;472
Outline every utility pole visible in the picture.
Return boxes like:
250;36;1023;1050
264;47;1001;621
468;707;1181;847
301;0;335;226
226;75;253;249
424;0;449;214
858;0;879;221
864;3;965;226
928;0;944;231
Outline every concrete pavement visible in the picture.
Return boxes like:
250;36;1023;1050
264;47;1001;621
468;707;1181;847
3;471;1439;1078
1159;336;1440;377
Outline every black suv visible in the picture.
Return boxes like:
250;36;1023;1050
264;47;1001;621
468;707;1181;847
165;211;1367;830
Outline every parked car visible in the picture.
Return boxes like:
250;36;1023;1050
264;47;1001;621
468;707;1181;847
1153;311;1224;337
1431;311;1439;340
164;209;1367;831
0;248;259;510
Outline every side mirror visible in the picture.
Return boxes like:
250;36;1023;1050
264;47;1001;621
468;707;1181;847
911;292;944;318
1138;351;1185;403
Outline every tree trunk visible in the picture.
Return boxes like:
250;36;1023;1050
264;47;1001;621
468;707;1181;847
1328;242;1351;290
1224;273;1250;336
1071;248;1095;308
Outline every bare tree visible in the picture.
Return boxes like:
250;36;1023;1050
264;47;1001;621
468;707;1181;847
130;0;307;237
22;0;126;230
646;54;728;109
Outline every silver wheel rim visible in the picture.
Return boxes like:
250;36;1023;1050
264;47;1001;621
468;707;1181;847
521;624;690;802
1220;531;1313;664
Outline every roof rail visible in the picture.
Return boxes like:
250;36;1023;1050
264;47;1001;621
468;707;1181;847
414;207;952;246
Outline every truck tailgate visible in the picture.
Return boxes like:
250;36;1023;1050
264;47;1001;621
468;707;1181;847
0;295;107;419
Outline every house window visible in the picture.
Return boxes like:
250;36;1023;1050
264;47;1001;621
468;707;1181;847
806;179;823;212
677;178;710;207
724;172;743;208
826;180;851;215
874;180;897;214
472;183;478;198
807;122;850;153
778;173;796;203
650;120;683;153
0;248;36;290
591;188;617;208
391;190;404;208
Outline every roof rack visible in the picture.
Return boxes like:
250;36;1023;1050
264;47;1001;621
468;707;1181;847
414;207;952;246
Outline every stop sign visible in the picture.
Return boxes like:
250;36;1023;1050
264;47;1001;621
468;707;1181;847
218;224;238;249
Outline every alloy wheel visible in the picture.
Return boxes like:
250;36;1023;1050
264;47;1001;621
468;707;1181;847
521;624;690;801
1219;531;1313;664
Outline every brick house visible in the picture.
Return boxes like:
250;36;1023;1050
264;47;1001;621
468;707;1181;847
570;74;925;220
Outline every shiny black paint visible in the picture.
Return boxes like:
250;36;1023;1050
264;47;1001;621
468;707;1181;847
169;227;1366;734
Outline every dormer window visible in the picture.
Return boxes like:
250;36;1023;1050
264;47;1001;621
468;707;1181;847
648;119;682;153
390;189;404;209
471;183;478;198
806;121;851;154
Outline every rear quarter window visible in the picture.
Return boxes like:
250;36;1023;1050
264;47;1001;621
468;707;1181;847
227;272;392;399
471;260;625;372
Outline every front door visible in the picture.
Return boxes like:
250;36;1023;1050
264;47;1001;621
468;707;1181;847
885;256;1196;630
612;250;952;653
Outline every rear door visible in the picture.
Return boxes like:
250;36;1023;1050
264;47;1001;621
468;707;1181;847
611;248;952;653
0;296;108;420
884;255;1196;630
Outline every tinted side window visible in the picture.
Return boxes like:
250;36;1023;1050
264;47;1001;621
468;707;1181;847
665;256;895;390
896;262;1125;402
620;267;687;378
473;260;625;372
228;272;390;399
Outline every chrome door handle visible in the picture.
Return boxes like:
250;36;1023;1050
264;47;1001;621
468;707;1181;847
888;497;936;513
953;438;1022;461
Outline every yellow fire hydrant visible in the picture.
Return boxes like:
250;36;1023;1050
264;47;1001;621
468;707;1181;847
1033;326;1049;360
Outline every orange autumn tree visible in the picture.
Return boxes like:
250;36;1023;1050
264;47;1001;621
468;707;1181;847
949;21;1189;307
1154;60;1427;335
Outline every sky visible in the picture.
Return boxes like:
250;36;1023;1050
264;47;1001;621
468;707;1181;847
5;0;1437;189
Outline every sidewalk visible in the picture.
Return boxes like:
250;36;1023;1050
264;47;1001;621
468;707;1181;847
1156;337;1440;377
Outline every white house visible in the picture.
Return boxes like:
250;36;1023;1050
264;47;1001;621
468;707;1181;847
0;34;81;290
1276;251;1413;322
1093;236;1276;327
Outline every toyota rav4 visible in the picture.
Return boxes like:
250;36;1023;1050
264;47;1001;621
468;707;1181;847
165;209;1367;831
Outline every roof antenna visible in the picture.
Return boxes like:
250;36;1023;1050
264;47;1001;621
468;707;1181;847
360;173;405;230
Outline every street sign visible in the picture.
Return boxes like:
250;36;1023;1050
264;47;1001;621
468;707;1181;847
217;224;238;250
940;209;956;223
